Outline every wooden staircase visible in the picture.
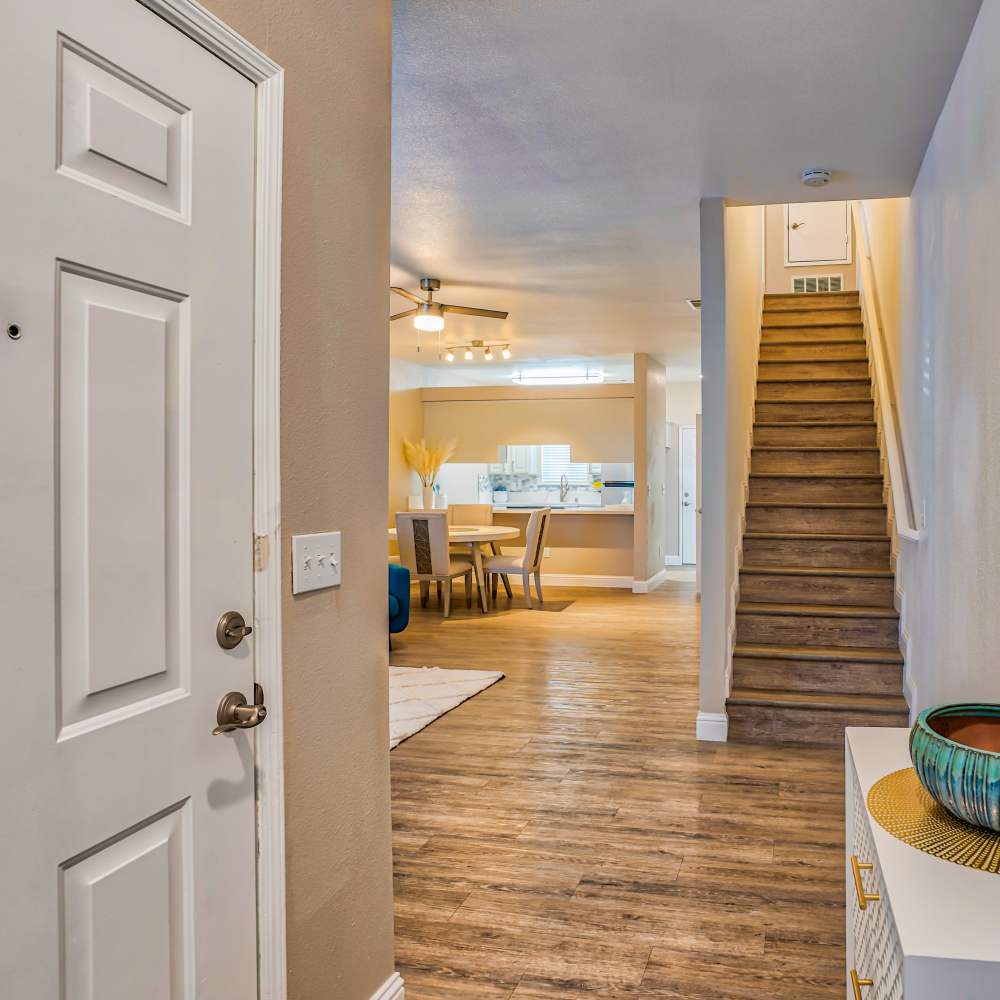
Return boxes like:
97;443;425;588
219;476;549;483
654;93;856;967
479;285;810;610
726;291;909;745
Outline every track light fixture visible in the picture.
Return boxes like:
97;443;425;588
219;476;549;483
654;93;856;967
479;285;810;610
441;340;512;363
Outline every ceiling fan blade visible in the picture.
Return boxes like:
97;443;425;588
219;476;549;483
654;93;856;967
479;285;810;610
390;308;418;321
390;286;424;304
440;303;509;320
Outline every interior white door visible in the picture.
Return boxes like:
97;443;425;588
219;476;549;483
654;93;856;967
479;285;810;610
785;201;851;265
680;425;697;564
0;2;259;996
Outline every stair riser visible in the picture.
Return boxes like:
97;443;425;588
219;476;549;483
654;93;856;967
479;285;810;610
764;294;859;311
727;705;909;746
755;400;874;421
757;380;872;401
746;506;887;534
739;572;894;607
743;536;890;569
759;342;868;361
759;361;870;380
751;450;880;474
763;309;862;327
749;477;884;503
754;425;877;447
731;655;903;696
761;325;863;343
736;612;899;649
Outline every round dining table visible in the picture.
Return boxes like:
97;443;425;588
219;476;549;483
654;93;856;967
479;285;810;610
388;523;521;613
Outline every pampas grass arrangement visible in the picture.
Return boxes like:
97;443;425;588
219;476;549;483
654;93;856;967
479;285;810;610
402;437;456;487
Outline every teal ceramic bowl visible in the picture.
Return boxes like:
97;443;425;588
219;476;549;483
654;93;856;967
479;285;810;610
910;703;1000;831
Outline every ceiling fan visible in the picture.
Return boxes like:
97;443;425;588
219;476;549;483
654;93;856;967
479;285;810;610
390;277;509;332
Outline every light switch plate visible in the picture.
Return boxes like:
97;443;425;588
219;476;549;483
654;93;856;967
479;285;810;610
291;531;342;595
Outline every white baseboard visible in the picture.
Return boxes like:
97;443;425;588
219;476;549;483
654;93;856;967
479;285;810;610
632;568;668;594
539;573;633;589
696;711;729;742
370;972;404;1000
665;554;683;566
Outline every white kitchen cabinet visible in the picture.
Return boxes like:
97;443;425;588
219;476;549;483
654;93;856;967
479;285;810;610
845;728;1000;999
495;445;541;475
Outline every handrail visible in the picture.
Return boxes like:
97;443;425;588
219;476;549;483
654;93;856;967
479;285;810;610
851;201;921;543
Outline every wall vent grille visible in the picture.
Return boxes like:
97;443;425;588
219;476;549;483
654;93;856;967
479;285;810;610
792;275;844;293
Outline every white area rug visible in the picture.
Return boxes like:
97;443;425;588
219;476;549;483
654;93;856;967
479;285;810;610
389;666;504;749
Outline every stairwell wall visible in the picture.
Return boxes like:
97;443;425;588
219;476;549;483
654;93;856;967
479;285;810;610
698;200;764;739
861;0;1000;710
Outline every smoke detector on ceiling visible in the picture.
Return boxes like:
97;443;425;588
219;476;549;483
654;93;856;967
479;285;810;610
801;168;832;187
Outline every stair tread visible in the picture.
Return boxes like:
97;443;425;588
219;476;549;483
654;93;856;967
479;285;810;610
759;357;866;363
758;374;871;383
733;642;904;664
744;531;889;541
727;687;908;713
754;421;875;427
750;472;882;480
747;501;886;509
737;601;898;619
760;339;865;346
741;564;893;578
762;322;863;329
752;446;879;452
756;398;873;405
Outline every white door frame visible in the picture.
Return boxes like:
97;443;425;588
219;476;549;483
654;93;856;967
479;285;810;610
139;3;286;997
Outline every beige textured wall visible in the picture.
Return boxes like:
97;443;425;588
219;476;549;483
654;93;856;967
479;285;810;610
632;354;667;582
858;0;1000;711
699;200;763;728
764;203;856;294
422;387;635;463
197;2;394;998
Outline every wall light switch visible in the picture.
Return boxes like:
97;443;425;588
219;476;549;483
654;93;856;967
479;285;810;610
292;531;342;595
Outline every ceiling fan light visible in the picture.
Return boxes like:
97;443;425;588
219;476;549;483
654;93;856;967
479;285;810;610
501;345;512;360
413;302;445;332
463;347;474;361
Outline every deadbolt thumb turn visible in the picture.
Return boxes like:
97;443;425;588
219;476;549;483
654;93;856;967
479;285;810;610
217;610;253;650
213;683;267;735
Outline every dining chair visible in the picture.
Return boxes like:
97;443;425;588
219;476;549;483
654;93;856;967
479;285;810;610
395;511;474;617
449;503;493;525
484;507;552;609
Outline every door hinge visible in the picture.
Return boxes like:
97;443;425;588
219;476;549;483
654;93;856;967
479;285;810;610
254;533;270;572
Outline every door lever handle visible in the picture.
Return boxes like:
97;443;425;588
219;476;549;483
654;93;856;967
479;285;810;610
213;683;267;735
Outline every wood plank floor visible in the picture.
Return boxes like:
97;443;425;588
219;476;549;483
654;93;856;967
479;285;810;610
390;581;845;999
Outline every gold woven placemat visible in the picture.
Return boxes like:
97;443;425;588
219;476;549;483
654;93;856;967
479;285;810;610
867;767;1000;874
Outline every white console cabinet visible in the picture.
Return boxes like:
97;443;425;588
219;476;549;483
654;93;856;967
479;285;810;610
846;728;1000;999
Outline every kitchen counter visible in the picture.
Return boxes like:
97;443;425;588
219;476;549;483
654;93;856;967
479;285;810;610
493;505;633;516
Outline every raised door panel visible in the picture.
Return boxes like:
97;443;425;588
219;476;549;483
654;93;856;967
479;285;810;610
57;265;190;738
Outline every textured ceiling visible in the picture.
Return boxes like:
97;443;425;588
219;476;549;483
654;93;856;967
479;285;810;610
390;0;981;372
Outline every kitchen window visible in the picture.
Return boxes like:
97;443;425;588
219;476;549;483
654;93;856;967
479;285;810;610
539;444;597;485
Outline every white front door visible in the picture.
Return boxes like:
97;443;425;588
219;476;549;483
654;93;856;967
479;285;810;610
784;200;851;265
0;1;260;996
680;425;697;565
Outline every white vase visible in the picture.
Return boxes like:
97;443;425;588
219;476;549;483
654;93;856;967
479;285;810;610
421;484;434;510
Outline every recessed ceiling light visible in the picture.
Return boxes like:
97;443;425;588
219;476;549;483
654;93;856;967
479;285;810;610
686;298;701;311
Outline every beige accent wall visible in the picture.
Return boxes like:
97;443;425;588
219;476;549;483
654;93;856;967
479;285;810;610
421;385;635;463
492;511;635;578
633;354;668;582
198;3;394;998
389;388;422;521
857;0;1000;710
764;203;856;294
699;200;763;730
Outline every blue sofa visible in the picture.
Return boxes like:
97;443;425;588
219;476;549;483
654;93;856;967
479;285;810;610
389;563;410;642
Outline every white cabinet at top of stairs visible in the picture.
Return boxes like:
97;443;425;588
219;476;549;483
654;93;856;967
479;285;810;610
846;728;1000;999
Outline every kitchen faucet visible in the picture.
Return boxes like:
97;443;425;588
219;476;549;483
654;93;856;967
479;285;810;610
559;473;570;502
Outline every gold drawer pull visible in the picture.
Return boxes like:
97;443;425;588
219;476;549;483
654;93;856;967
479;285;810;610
851;854;880;910
851;968;874;999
